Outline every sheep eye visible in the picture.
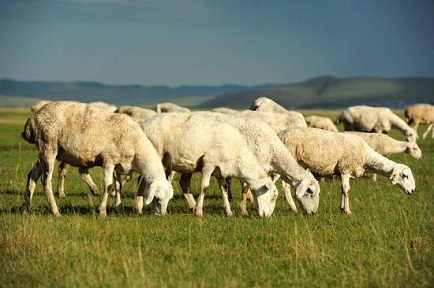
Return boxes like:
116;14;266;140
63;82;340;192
401;174;408;179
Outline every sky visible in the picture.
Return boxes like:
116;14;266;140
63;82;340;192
1;0;434;86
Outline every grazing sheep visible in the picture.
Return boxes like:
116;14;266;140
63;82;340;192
404;103;434;139
345;131;422;159
237;110;307;133
278;127;416;214
305;115;339;132
139;112;280;218
31;100;51;113
250;96;289;114
116;105;157;121
337;105;417;143
21;101;173;217
191;111;320;215
152;102;191;113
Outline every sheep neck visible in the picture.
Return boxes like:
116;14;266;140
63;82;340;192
364;146;396;178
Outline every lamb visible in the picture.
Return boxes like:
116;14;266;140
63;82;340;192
278;127;416;214
21;101;173;217
138;113;282;218
305;115;339;132
152;102;191;113
344;131;422;159
404;103;434;139
116;105;157;121
337;105;417;143
190;111;321;215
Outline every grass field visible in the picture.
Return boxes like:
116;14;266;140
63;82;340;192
0;108;433;287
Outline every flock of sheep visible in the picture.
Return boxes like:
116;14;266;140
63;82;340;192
20;97;433;217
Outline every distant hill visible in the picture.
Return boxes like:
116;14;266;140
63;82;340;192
199;76;434;109
1;76;433;110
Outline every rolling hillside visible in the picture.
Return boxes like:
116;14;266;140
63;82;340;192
1;76;433;110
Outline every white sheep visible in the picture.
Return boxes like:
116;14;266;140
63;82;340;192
21;101;173;217
116;105;157;121
250;96;289;113
237;110;307;133
278;127;416;214
31;100;51;113
404;103;434;139
152;102;191;113
88;101;118;112
305;115;339;132
190;111;321;215
139;112;281;218
337;105;417;143
211;107;239;114
344;131;422;159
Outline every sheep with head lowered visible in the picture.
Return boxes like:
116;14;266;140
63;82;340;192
337;105;417;143
278;127;415;214
404;103;434;139
152;102;191;113
139;112;282;218
189;111;320;215
250;96;290;114
21;101;173;217
344;131;422;159
305;115;339;132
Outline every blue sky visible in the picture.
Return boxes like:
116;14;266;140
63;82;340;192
1;0;433;86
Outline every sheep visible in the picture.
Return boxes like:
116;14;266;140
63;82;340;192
88;101;118;112
21;101;173;217
138;112;281;218
344;131;422;159
237;110;307;133
31;100;51;113
190;111;321;215
250;96;289;114
404;103;434;139
337;105;417;143
152;102;191;113
211;107;239;114
278;127;416;214
116;105;157;121
305;115;339;132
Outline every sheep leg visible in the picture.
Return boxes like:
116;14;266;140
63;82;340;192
57;162;68;198
113;172;123;215
179;173;196;212
282;180;298;212
135;177;145;215
79;167;99;196
195;166;214;217
40;152;61;216
340;174;352;214
99;164;115;217
21;161;44;214
217;177;233;216
240;182;250;216
422;123;433;139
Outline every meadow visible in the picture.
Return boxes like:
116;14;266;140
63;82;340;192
0;108;432;287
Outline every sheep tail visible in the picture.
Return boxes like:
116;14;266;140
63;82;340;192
22;117;36;144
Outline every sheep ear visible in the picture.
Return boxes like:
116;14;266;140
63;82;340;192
144;183;155;205
389;172;399;185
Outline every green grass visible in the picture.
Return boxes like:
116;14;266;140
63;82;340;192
0;108;433;287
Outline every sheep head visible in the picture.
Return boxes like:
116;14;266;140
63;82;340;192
406;142;422;159
389;164;415;195
294;173;320;215
251;178;278;218
143;179;174;215
405;128;418;142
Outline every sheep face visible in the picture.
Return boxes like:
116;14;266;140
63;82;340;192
294;177;320;215
144;180;174;215
390;165;415;195
405;129;418;142
251;179;278;218
407;142;422;159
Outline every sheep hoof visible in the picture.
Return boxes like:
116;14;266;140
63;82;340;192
53;212;61;217
99;210;108;218
58;193;66;198
241;210;249;217
195;211;203;217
